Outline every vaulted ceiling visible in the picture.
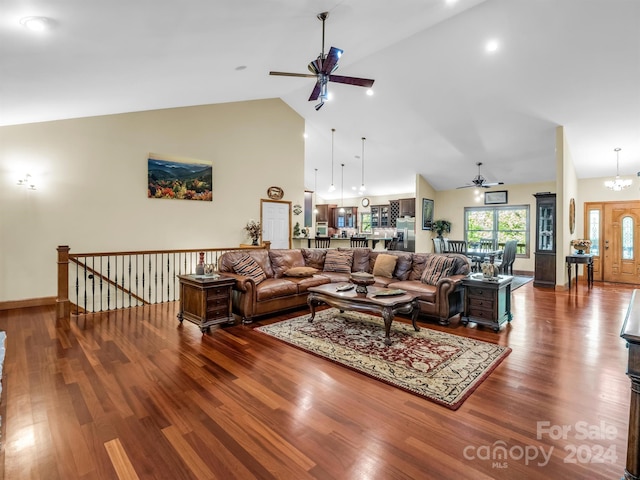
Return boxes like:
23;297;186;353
2;0;638;200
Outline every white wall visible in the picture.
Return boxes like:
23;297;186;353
0;99;305;302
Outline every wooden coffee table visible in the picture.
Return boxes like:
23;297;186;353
307;283;420;346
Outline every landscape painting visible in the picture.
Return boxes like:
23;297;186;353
147;153;213;201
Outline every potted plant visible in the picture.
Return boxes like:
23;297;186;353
433;219;451;238
244;220;261;245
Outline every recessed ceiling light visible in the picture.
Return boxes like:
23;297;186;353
485;39;499;53
366;89;374;96
19;16;52;32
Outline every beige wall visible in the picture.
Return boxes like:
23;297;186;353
0;99;305;302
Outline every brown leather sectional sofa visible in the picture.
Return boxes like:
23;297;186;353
218;248;471;325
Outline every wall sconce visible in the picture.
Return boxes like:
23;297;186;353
17;174;36;190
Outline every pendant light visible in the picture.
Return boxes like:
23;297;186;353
359;137;366;192
339;163;345;213
313;168;319;214
604;148;632;191
328;128;336;192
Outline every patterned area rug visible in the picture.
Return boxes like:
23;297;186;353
511;275;534;290
256;309;510;410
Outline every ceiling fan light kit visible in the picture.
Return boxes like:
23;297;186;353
269;12;375;110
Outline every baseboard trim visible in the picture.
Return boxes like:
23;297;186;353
0;296;56;311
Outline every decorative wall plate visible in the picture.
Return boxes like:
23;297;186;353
293;204;302;215
267;186;284;200
362;197;370;207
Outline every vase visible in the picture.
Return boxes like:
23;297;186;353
251;237;259;246
196;251;205;275
576;249;585;255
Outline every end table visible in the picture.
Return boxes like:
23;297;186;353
177;274;235;333
461;275;513;332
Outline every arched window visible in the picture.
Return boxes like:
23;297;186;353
622;216;634;260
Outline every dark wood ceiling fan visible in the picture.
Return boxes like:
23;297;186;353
456;162;504;189
269;12;375;110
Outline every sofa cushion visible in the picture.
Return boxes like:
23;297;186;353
421;255;457;286
301;249;327;270
232;255;267;284
323;249;353;273
388;280;437;302
290;274;331;293
269;249;305;278
255;278;299;301
284;266;319;277
372;254;397;278
369;251;413;280
338;247;371;272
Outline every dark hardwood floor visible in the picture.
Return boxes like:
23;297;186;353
0;280;635;479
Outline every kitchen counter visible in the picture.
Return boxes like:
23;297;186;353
291;236;396;249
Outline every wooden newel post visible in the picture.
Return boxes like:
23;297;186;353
57;245;70;319
621;290;640;480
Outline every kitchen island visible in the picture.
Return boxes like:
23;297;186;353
291;236;396;250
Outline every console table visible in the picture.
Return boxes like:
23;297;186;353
177;274;235;333
566;254;593;289
461;275;513;332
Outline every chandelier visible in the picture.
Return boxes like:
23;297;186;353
605;147;632;191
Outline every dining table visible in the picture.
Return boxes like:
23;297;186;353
464;249;503;272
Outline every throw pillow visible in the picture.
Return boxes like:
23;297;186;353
323;249;353;273
284;266;318;277
421;255;456;286
232;254;267;284
372;254;398;278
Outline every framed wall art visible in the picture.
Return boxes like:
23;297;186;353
484;190;508;205
422;198;434;230
147;153;213;201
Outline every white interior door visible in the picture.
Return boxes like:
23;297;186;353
261;200;291;249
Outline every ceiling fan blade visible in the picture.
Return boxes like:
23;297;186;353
270;71;317;78
321;47;343;74
456;184;475;189
482;182;505;187
328;75;375;88
308;81;322;101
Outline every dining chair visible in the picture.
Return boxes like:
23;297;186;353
445;240;467;254
432;238;446;253
350;236;368;248
385;237;399;251
496;239;517;275
479;239;495;252
315;237;331;248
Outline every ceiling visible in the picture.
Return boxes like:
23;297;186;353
2;0;639;200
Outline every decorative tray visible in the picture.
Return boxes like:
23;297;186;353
373;289;406;297
336;283;355;292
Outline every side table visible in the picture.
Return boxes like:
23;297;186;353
177;274;235;333
566;254;593;289
461;275;513;332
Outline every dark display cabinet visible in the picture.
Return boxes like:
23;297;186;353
533;193;556;288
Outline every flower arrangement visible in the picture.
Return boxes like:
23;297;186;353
433;219;451;238
244;220;261;244
570;239;592;254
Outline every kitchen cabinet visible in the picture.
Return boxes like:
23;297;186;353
371;204;390;228
399;198;416;217
332;206;357;229
533;193;556;288
315;204;336;224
